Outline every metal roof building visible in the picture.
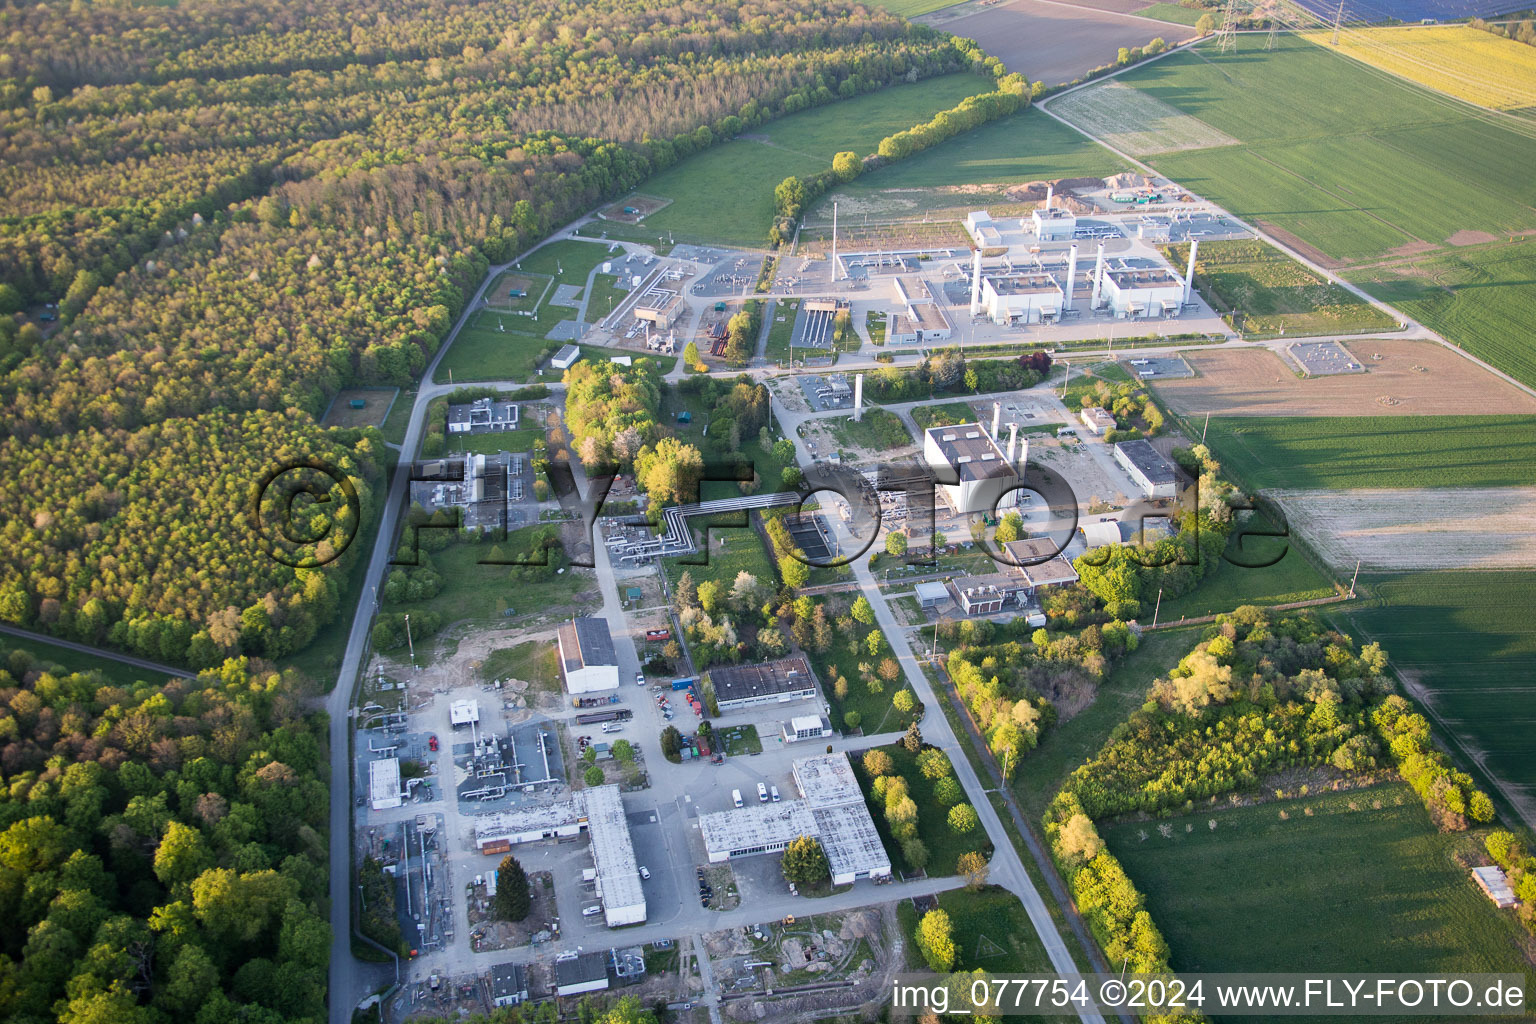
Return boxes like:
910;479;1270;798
1113;439;1179;498
551;344;582;370
914;580;950;608
473;799;583;851
698;752;891;885
490;963;529;1007
585;785;646;927
558;616;621;693
1001;538;1081;591
554;951;610;996
708;655;820;712
923;423;1021;516
368;757;402;811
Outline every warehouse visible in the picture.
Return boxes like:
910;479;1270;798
780;715;834;743
472;799;583;851
558;617;620;693
490;964;529;1007
1114;440;1179;498
585;785;646;928
551;344;582;370
977;270;1065;326
923;423;1021;516
369;757;403;811
448;397;520;434
707;655;820;712
555;952;611;996
1098;267;1185;319
699;752;891;885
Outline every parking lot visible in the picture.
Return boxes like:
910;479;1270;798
1125;354;1193;380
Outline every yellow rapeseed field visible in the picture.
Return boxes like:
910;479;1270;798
1304;25;1536;111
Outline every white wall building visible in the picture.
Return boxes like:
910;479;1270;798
1079;407;1117;435
964;210;1002;248
780;715;834;743
1099;267;1186;319
558;617;620;693
708;655;820;713
585;785;647;927
369;758;402;811
551;344;581;370
1030;206;1077;240
978;271;1064;325
1114;439;1179;498
923;423;1020;515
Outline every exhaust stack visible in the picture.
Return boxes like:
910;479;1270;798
1091;240;1106;309
1184;238;1199;304
1063;244;1079;312
991;402;1001;440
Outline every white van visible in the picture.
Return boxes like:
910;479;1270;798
757;782;769;803
770;785;781;802
732;789;744;808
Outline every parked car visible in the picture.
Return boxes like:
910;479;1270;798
636;672;646;686
639;866;651;880
427;735;438;752
757;782;769;803
582;905;602;917
770;785;781;802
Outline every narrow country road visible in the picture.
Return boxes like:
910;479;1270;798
0;622;194;679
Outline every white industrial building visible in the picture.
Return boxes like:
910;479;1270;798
554;952;611;996
472;785;645;928
914;580;949;608
964;210;1002;248
888;276;953;344
708;655;820;712
1080;407;1117;435
698;752;891;885
585;784;647;927
923;421;1023;515
368;757;403;811
1114;440;1179;498
551;344;581;370
448;397;519;434
1099;266;1186;319
557;617;620;693
449;699;480;726
780;715;834;744
977;270;1065;325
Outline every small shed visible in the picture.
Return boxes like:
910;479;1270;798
1473;865;1518;908
676;411;692;425
914;581;949;609
349;398;367;409
625;587;643;603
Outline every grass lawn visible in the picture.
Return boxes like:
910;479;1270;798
1102;785;1536;994
587;273;634;324
715;723;763;757
865;310;887;346
431;311;558;384
765;300;799;364
1358;239;1536;390
896;885;1057;973
0;633;156;688
855;741;992;877
1334;571;1536;794
1165;238;1396;338
1136;2;1207;26
389;533;595;628
1152;510;1337;621
513;238;613;286
378;389;414;446
874;0;965;16
826;408;913;452
638;74;995;247
479;639;561;692
663;525;777;595
443;426;543;456
909;401;973;430
1009;626;1197;820
1200;414;1536;491
1104;36;1536;264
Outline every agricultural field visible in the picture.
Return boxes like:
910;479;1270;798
1306;25;1536;112
1050;81;1238;156
1074;36;1536;265
1271;486;1536;571
1164;239;1395;337
636;74;996;248
1135;1;1208;25
1357;239;1536;391
1103;785;1535;986
1154;341;1536;418
807;109;1124;226
1336;572;1536;807
1198;414;1536;491
918;0;1189;86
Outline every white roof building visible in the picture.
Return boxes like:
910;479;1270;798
1099;267;1185;319
781;715;834;743
369;758;402;811
450;700;480;726
1473;865;1517;908
1031;206;1077;241
978;271;1064;326
474;799;583;850
923;423;1021;516
1080;407;1117;435
964;210;1002;248
698;752;891;885
585;785;647;927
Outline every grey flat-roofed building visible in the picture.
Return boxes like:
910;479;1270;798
1113;439;1179;498
558;616;620;693
585;784;646;927
490;963;528;1006
552;344;581;370
448;397;520;434
914;580;949;608
781;715;834;743
555;952;610;996
923;424;1020;515
1001;538;1081;590
708;655;819;711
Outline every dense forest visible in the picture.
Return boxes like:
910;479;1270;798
0;0;981;667
0;642;330;1023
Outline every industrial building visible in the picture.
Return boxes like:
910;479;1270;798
699;752;891;885
633;290;683;329
923;422;1022;515
780;715;834;743
471;785;645;927
944;537;1078;616
1001;538;1081;593
554;952;611;996
1031;205;1078;241
551;344;581;370
1114;440;1179;498
448;397;519;434
888;276;953;344
964;210;1003;248
1079;407;1117;435
914;580;950;609
450;699;480;726
1098;266;1186;319
490;963;529;1007
369;757;403;811
410;452;531;532
977;270;1065;325
708;655;820;712
947;574;1015;616
558;617;620;693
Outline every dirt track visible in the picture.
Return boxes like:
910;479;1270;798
1155;340;1536;417
1269;486;1536;570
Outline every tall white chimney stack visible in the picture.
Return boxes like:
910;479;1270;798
970;248;983;317
1063;244;1079;312
1091;240;1106;309
831;201;838;282
854;373;864;422
1045;183;1054;210
991;402;1001;440
1007;422;1019;464
1184;238;1199;304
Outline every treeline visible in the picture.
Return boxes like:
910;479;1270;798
1471;17;1536;47
1484;830;1536;934
770;34;1031;242
0;0;966;668
860;349;1048;404
0;645;331;1022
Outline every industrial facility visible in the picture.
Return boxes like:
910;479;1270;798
1114;439;1180;498
448;397;520;434
922;414;1024;516
558;617;620;693
706;655;821;713
698;752;891;885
